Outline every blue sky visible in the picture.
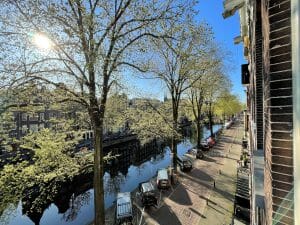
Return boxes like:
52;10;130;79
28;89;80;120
195;0;247;102
125;0;246;102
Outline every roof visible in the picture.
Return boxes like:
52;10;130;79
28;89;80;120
141;182;155;192
157;169;168;180
116;192;132;219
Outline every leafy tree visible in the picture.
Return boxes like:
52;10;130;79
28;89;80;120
202;60;231;137
148;22;215;170
105;93;128;133
214;92;244;120
184;44;223;148
126;99;176;144
0;129;81;224
0;1;193;224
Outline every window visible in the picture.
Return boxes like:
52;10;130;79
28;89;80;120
40;113;44;121
22;125;28;134
22;113;27;121
39;123;44;130
29;113;39;121
29;124;38;132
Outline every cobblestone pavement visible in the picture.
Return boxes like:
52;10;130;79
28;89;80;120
136;122;243;225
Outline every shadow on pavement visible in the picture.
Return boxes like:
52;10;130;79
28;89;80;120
201;156;217;163
199;195;217;205
212;145;226;151
199;194;232;214
189;207;207;218
189;168;214;182
219;137;234;144
180;171;235;202
169;184;192;205
152;205;182;225
208;204;225;215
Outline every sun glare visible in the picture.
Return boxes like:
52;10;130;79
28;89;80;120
33;33;52;50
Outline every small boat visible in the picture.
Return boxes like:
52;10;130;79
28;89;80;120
156;168;170;189
115;192;133;225
138;182;157;207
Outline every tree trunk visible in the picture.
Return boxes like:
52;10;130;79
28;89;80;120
92;115;105;225
172;122;178;171
196;119;201;149
209;104;213;137
172;100;179;172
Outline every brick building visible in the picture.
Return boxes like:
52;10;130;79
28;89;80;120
10;110;64;139
223;0;299;225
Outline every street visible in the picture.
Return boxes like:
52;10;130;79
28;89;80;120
135;122;244;225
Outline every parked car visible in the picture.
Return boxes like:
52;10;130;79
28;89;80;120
224;120;233;129
115;192;133;225
207;136;216;148
156;168;170;189
200;141;210;151
177;156;193;172
138;182;157;207
195;149;204;159
188;148;204;159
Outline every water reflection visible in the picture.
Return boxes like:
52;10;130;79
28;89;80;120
62;192;91;222
0;125;221;225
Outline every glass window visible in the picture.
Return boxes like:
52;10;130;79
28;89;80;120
39;123;44;130
22;125;28;134
40;113;44;121
29;124;38;132
29;113;39;121
22;113;27;121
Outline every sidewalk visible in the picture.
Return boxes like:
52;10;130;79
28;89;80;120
138;123;244;225
198;123;244;225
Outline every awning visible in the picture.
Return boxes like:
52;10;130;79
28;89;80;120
222;0;245;19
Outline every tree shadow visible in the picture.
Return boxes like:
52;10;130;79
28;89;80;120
211;145;225;151
219;137;233;144
169;184;192;206
180;171;235;202
201;156;217;163
151;205;182;225
189;168;214;182
198;195;217;205
208;204;225;215
189;207;206;218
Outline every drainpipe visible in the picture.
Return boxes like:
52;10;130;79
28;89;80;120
291;0;300;224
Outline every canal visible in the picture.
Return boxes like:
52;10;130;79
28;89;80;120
0;125;222;225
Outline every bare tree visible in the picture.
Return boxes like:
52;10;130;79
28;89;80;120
187;44;230;146
205;66;231;137
0;1;193;224
148;22;215;170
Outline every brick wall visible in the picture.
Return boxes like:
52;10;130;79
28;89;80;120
261;0;294;224
255;0;264;150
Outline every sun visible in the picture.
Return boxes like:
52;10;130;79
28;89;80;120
33;33;52;50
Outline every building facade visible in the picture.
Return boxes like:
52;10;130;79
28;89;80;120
10;110;64;139
223;0;299;224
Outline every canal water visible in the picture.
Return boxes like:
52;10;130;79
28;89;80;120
0;125;222;225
